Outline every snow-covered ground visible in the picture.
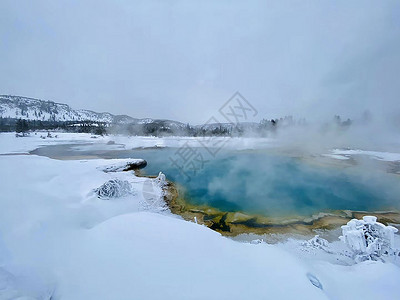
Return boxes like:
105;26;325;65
1;132;400;299
0;132;109;154
324;149;400;162
0;132;277;155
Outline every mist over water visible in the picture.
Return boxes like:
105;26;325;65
33;144;400;218
141;148;400;217
268;115;400;155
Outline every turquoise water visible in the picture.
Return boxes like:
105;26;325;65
135;148;400;216
32;145;400;217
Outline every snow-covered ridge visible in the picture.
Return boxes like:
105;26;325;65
0;95;195;131
0;95;268;134
0;95;135;124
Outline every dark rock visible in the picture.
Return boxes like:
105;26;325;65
123;160;147;170
102;160;147;173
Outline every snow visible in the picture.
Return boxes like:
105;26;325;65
1;132;400;299
94;178;136;199
99;159;147;172
328;149;400;162
0;132;108;154
57;213;325;299
0;132;276;155
0;95;128;123
321;154;351;160
340;216;399;262
309;260;400;300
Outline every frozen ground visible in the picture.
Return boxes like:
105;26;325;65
0;132;277;155
1;132;400;299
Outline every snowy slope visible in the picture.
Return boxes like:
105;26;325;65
0;154;331;299
0;95;256;132
0;95;135;123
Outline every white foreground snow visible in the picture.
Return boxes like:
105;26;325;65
1;133;400;299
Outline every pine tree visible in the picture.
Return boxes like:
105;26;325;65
94;124;107;136
16;119;29;135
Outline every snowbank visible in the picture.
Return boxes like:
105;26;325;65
0;154;324;299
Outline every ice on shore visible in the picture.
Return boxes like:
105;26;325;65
140;172;169;212
340;216;399;262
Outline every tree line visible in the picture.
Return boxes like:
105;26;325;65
0;117;107;135
0;114;356;137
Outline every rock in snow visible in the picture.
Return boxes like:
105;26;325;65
100;159;147;172
340;216;399;262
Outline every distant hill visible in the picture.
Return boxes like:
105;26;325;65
0;95;137;124
0;94;271;136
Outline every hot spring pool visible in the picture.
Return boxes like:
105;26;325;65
32;144;400;218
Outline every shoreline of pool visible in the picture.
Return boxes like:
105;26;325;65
163;180;400;237
29;142;400;237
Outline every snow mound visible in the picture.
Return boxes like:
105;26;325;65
94;179;135;200
340;216;399;262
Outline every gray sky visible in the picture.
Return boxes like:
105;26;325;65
1;0;399;124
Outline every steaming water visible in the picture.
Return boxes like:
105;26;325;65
32;144;400;217
137;148;400;216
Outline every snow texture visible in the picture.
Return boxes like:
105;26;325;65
0;95;137;124
329;149;400;162
100;159;147;172
301;235;334;254
140;172;169;212
0;95;187;128
340;216;399;262
94;179;135;200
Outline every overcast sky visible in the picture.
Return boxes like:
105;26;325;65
1;0;399;124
